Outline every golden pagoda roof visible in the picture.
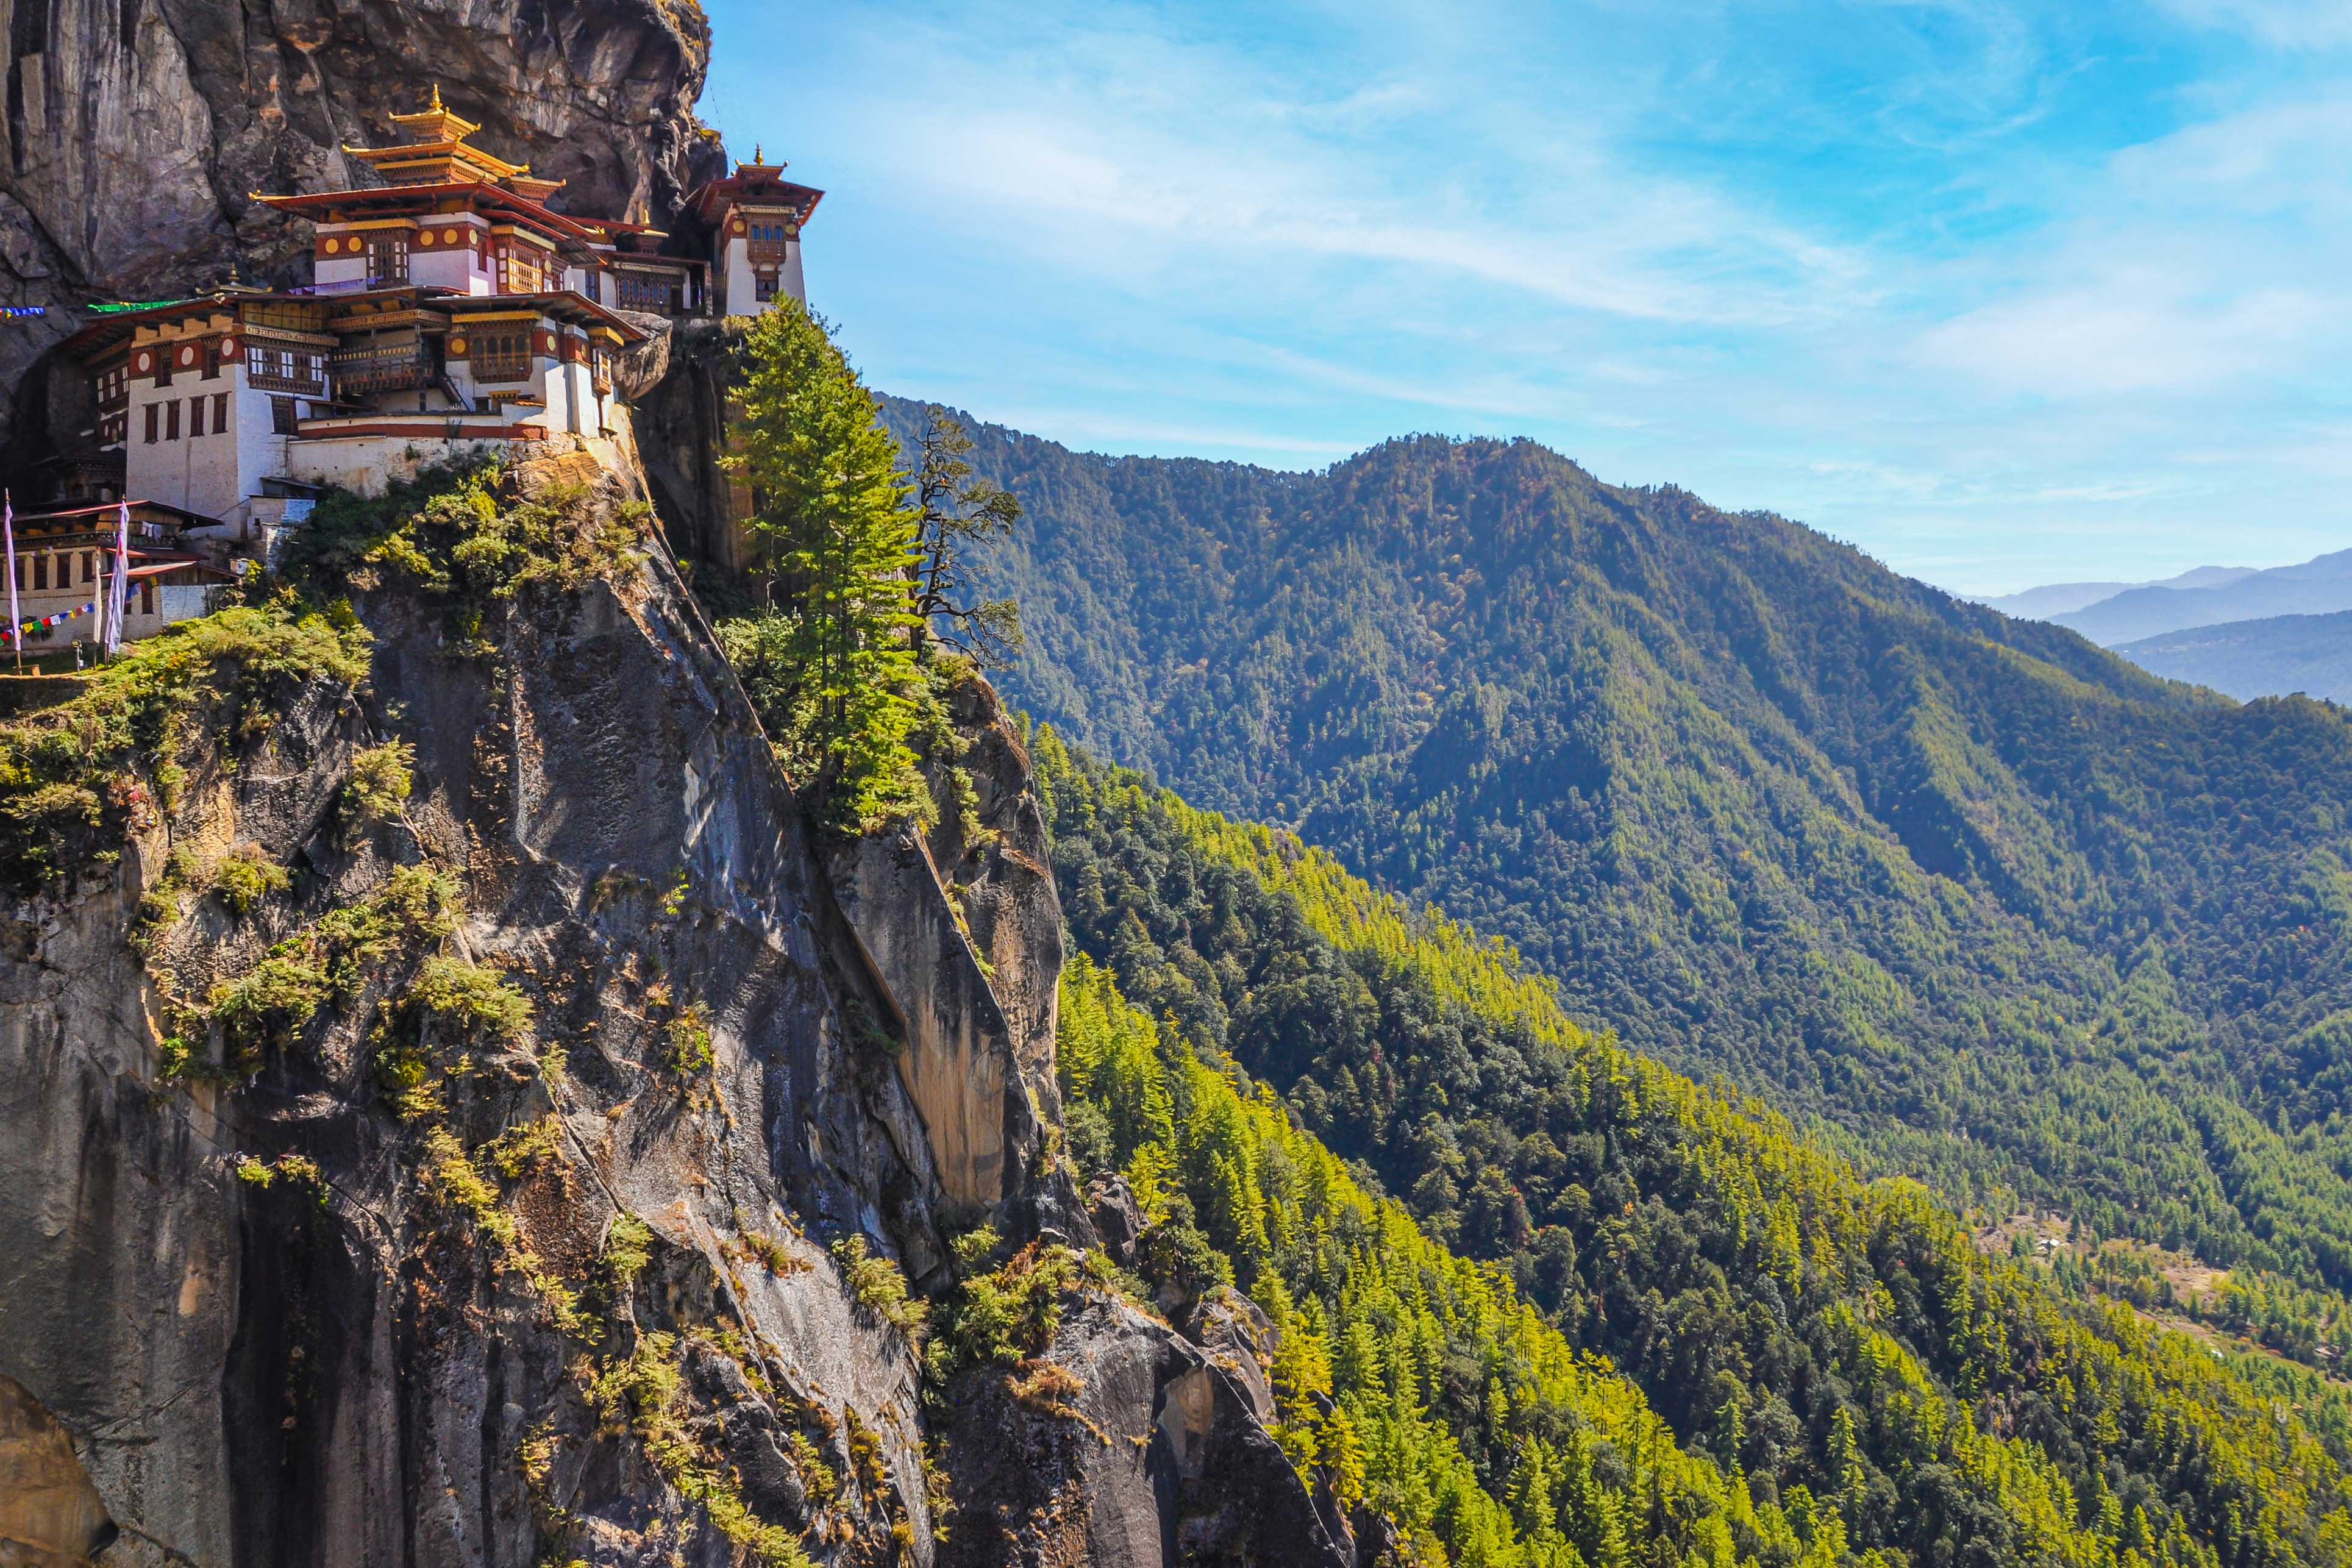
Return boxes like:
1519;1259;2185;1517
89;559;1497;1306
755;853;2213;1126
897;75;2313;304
389;84;479;145
341;88;548;190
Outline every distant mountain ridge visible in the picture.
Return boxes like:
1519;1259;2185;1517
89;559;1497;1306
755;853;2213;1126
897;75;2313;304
881;394;2352;1299
2051;547;2352;645
1978;563;2254;619
2119;609;2352;705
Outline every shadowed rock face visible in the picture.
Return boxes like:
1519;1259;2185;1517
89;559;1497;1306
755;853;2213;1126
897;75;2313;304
0;0;725;458
619;317;754;579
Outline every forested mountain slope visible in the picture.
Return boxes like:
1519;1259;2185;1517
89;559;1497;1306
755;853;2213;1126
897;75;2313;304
2116;611;2352;705
1039;734;2352;1568
881;399;2352;1292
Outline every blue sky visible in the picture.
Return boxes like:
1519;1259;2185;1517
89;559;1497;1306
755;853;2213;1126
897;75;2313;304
697;0;2352;595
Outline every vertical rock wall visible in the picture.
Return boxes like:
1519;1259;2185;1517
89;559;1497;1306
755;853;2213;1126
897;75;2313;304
0;466;1348;1566
0;474;964;1564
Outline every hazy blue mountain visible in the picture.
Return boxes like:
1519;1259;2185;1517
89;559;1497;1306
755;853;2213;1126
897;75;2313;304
2054;547;2352;645
1978;564;2253;620
2117;609;2352;704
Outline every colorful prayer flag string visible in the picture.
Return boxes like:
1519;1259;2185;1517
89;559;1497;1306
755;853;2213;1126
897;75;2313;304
7;599;97;643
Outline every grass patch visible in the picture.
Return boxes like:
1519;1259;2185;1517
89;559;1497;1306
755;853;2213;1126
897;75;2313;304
732;1229;807;1277
0;601;372;890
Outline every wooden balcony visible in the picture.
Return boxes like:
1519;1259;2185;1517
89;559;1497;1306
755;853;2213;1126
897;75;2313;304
470;354;533;385
247;365;327;395
332;341;434;396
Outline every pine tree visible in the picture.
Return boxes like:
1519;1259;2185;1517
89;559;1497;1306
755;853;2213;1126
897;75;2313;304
722;301;926;828
910;406;1022;665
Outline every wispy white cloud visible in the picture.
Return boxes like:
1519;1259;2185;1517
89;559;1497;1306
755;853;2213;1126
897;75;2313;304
704;0;2352;585
2155;0;2352;50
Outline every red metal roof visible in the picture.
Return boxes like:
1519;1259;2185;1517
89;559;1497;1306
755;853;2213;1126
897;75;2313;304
684;166;825;229
254;180;611;246
9;498;205;527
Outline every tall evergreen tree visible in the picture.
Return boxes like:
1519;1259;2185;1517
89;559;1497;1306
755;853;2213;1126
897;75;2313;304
722;301;925;828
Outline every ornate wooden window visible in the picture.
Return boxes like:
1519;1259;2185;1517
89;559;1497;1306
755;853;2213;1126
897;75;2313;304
246;344;327;394
615;272;683;313
467;326;534;383
495;246;543;295
366;233;409;285
744;216;794;265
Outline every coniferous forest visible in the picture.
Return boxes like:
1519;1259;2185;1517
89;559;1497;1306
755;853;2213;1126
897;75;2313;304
881;401;2352;1305
1039;732;2352;1568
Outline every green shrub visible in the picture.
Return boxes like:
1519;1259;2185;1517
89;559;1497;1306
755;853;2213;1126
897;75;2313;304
0;600;371;889
234;1153;327;1205
604;1213;654;1295
312;863;460;982
207;953;330;1058
211;844;290;913
830;1235;926;1338
665;1003;713;1073
341;740;415;826
420;1127;580;1331
412;955;533;1044
930;1242;1075;1377
489;1117;564;1178
284;459;644;612
588;1329;817;1567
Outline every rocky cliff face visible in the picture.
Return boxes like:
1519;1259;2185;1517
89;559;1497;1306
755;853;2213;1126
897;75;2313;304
619;316;753;582
0;458;1349;1567
0;0;724;460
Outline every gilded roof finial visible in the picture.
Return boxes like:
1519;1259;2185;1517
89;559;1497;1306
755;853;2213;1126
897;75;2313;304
430;82;444;112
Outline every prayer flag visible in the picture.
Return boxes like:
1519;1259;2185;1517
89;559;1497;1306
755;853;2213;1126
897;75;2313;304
2;491;16;657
